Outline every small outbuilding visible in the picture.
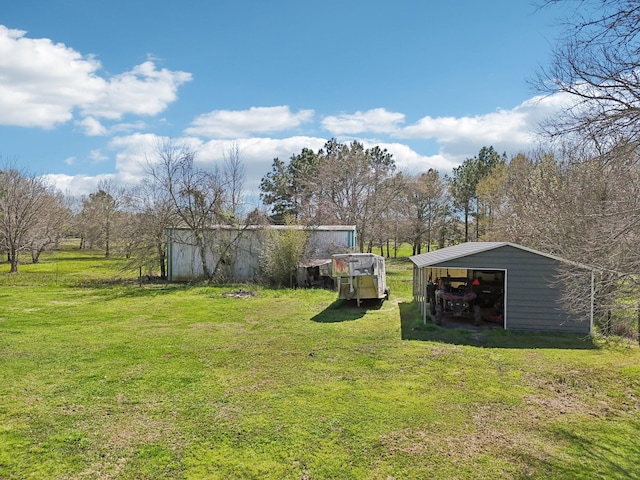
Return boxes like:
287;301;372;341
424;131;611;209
167;224;356;282
410;242;595;334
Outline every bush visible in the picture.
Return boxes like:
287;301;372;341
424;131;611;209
260;227;309;287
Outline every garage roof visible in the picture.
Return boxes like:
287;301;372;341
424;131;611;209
409;242;588;269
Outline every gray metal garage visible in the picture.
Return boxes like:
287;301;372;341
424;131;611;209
410;242;594;334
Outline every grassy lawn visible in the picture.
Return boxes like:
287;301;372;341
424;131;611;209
1;247;639;479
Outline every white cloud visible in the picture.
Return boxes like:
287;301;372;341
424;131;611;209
89;149;108;163
41;173;115;197
192;136;328;194
361;141;458;173
44;135;157;195
50;133;328;198
0;26;100;128
82;61;192;120
402;109;533;145
401;94;576;147
396;94;573;164
77;117;107;136
322;108;405;134
0;26;191;129
110;121;147;133
318;94;571;170
306;95;570;175
76;116;147;136
44;91;572;199
185;106;315;138
108;133;165;183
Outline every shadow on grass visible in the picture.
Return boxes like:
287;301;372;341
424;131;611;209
521;419;640;479
311;299;384;323
69;281;193;300
48;255;108;262
399;301;599;350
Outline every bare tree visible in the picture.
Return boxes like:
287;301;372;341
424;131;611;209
488;151;567;251
476;161;509;241
28;189;71;263
124;177;177;279
488;146;640;336
402;170;447;254
259;139;403;252
80;179;125;258
362;146;405;254
115;209;139;260
535;1;640;337
146;140;238;281
308;140;402;252
555;144;640;334
0;166;65;272
537;0;640;149
223;142;246;219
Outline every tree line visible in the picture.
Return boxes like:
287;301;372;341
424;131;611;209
0;138;517;272
0;141;532;277
4;138;638;279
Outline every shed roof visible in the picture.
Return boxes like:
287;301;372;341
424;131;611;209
409;242;591;270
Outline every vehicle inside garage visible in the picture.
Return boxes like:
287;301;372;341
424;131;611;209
426;268;505;327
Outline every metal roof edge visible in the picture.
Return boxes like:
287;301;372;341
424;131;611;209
409;242;507;267
410;241;596;271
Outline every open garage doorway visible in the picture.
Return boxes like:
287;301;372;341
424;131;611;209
427;267;506;329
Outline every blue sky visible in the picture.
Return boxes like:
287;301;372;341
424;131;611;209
1;1;571;204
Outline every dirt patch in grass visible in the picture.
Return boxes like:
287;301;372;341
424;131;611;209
379;423;548;462
221;289;257;298
519;365;614;418
379;403;559;475
524;392;591;417
88;401;184;450
103;414;172;450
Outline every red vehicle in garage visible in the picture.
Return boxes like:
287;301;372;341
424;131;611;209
434;276;482;325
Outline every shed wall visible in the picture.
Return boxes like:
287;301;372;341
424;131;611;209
167;226;355;282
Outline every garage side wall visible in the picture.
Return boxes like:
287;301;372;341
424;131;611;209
432;245;591;334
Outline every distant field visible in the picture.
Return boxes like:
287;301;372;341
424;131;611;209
0;247;639;479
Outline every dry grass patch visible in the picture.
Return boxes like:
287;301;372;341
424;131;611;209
378;402;564;478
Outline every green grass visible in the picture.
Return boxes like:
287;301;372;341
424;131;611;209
0;248;639;479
